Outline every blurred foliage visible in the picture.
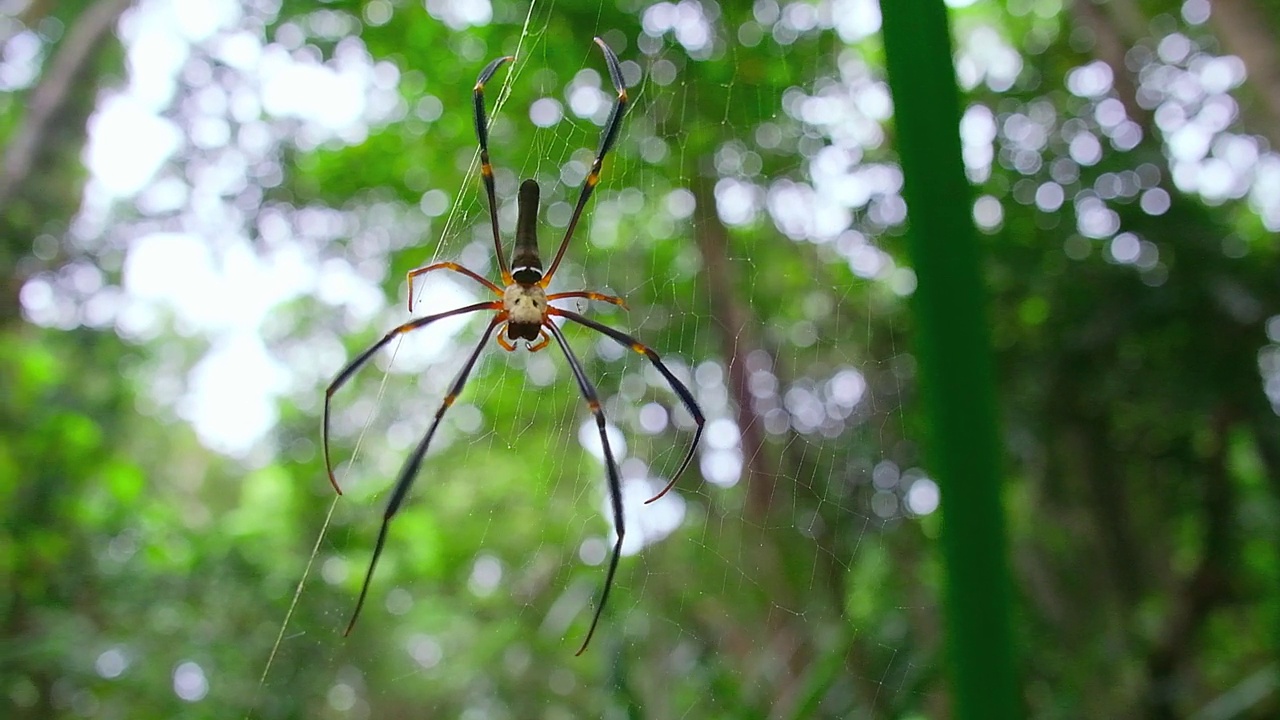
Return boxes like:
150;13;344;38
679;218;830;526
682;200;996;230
2;0;1280;718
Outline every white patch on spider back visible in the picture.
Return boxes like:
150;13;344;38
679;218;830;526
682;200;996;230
503;283;548;324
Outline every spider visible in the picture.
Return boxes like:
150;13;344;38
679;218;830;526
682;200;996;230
323;38;705;656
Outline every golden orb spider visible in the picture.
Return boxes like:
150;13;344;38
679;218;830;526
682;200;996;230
323;38;705;656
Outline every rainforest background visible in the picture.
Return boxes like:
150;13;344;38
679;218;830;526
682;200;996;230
3;0;1279;717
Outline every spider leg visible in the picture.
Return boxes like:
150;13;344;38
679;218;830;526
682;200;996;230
474;54;516;286
496;328;517;352
344;315;505;636
543;319;623;656
407;262;503;312
323;300;502;494
551;307;705;503
547;290;629;310
540;38;628;285
527;328;551;353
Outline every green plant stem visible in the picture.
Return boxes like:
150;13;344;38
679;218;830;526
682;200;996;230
879;2;1019;718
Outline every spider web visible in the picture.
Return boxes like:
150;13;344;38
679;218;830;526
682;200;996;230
262;3;932;714
37;0;928;715
30;0;1280;715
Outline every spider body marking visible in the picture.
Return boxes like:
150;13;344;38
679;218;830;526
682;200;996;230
502;280;549;342
322;38;706;656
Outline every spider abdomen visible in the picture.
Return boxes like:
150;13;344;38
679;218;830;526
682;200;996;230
504;282;548;341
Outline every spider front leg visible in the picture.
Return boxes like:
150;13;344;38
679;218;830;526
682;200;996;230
474;54;516;286
540;38;629;285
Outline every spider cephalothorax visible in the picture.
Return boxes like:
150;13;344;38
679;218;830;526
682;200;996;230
502;281;548;345
323;38;705;656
